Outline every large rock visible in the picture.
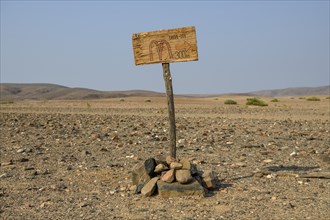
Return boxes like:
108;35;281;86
161;169;175;183
180;158;198;175
132;163;150;185
144;158;157;177
175;169;193;184
157;179;205;198
141;177;159;197
170;162;183;170
154;163;169;173
180;158;191;170
201;170;217;190
131;163;151;193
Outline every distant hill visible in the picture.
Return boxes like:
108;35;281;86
250;86;329;97
0;83;329;101
0;83;164;101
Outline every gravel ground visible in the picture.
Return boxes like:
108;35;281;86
1;96;329;219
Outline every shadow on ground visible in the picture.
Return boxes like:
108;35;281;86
267;165;320;172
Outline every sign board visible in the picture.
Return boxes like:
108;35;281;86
132;26;198;65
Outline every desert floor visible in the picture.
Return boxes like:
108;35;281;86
1;96;329;219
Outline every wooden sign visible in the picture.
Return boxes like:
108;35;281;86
132;26;199;158
132;26;198;65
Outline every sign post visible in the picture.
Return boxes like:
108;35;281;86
162;63;176;158
132;26;198;159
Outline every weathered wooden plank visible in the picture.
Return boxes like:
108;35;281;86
162;63;176;158
132;26;198;65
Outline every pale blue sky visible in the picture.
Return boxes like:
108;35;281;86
1;0;329;94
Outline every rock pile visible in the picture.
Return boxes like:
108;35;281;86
131;156;217;198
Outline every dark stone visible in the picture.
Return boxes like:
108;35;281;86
135;183;145;194
144;158;157;177
191;163;199;176
20;158;29;162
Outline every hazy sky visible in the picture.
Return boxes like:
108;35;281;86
1;0;329;94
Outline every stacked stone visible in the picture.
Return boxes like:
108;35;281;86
131;156;217;198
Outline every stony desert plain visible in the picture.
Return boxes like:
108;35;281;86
0;95;329;219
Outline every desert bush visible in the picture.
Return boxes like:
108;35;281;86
0;101;14;105
270;98;279;102
306;96;320;101
120;99;125;102
86;102;91;108
246;97;268;106
224;99;237;105
145;99;151;102
326;96;330;99
299;97;306;99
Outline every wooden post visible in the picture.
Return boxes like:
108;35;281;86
132;26;198;159
162;63;176;159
